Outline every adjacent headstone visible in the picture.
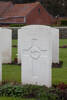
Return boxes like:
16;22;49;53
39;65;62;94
18;25;52;87
52;28;59;63
18;31;22;64
0;28;12;63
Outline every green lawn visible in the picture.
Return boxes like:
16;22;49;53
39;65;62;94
2;39;67;84
12;39;17;46
2;64;21;82
59;39;67;46
0;97;35;100
12;47;17;61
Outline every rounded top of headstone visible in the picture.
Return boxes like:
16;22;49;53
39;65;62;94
20;25;51;30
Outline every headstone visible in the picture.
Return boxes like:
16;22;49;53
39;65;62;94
52;28;59;63
18;31;22;64
0;28;12;63
18;25;52;87
18;27;59;64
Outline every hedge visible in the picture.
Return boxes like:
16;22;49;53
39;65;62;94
10;24;25;27
0;84;65;100
61;20;67;26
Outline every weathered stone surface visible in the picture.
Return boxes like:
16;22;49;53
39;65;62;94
52;28;59;63
18;25;52;87
18;26;59;64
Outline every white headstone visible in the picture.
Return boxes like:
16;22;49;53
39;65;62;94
18;25;52;87
18;27;59;64
18;31;22;64
0;28;12;63
52;28;59;63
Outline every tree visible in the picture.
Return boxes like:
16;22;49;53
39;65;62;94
39;0;66;17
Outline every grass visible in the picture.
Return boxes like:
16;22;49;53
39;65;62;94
59;39;67;46
2;39;67;84
12;39;17;46
52;67;67;84
2;64;21;82
12;47;17;61
0;97;35;100
59;48;67;67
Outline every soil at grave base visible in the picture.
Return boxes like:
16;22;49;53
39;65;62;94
60;45;67;48
6;58;21;65
12;45;17;48
52;61;63;68
4;61;21;66
0;81;21;86
6;63;21;66
5;59;63;68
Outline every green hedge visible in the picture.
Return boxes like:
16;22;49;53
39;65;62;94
61;20;67;26
0;84;64;100
10;24;26;27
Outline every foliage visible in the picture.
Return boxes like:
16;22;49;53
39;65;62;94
10;24;25;27
0;84;66;100
61;20;67;26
